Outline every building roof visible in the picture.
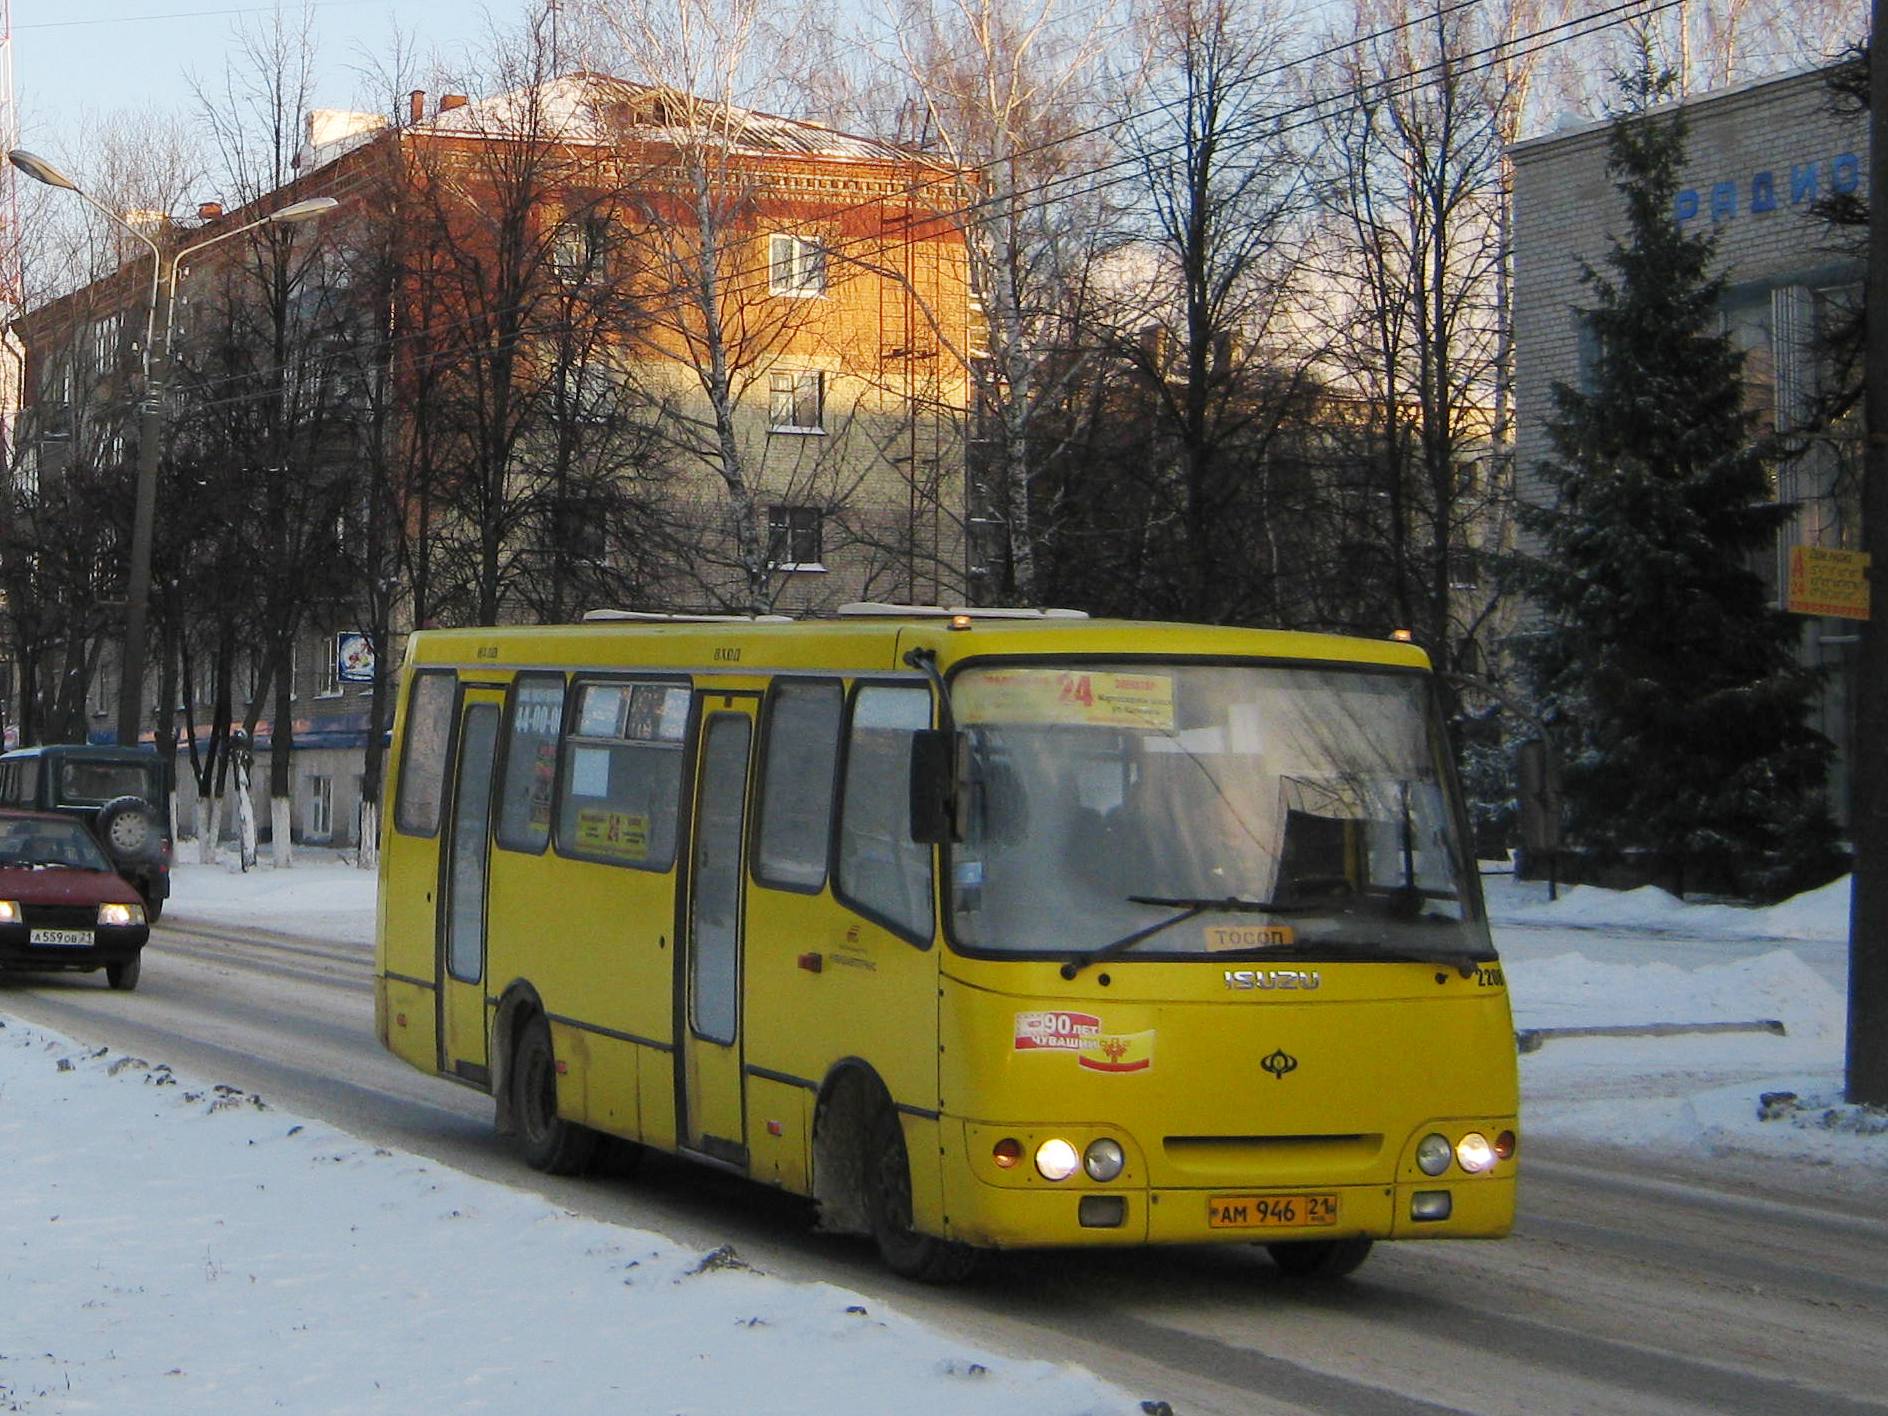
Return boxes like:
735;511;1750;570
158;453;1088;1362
1510;62;1847;158
418;72;937;169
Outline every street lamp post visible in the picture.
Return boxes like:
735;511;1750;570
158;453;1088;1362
7;148;334;748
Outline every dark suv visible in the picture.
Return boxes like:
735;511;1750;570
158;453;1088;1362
0;745;172;920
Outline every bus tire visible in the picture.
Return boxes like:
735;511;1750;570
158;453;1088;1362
512;1014;598;1176
106;955;142;991
1266;1236;1373;1279
864;1105;977;1284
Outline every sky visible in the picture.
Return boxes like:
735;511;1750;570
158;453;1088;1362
1;859;1883;1411
8;0;514;154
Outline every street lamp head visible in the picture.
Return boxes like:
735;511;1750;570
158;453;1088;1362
271;196;339;224
8;148;79;192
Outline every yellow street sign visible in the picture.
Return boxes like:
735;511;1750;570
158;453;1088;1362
1785;545;1870;621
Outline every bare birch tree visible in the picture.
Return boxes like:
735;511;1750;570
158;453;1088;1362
1089;0;1323;624
1305;0;1520;688
872;0;1120;604
577;0;925;612
395;17;669;626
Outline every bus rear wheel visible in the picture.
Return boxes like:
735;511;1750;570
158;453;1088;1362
512;1015;598;1176
864;1106;976;1284
1266;1236;1373;1279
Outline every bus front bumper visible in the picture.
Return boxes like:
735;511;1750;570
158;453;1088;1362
937;1120;1516;1250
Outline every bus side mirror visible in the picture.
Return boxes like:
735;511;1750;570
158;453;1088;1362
909;729;961;845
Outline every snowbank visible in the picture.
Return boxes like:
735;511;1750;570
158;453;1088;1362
1485;871;1852;942
0;1020;1135;1416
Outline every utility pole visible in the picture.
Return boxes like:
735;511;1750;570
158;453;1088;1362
1850;1;1888;1106
116;324;164;748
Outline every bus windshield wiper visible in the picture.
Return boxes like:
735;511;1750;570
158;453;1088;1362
1060;895;1313;980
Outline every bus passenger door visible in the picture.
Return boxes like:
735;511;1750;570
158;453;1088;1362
439;689;503;1084
680;699;758;1165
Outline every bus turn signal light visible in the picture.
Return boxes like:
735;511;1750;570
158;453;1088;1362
992;1138;1022;1169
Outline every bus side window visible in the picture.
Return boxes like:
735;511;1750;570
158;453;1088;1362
394;671;458;838
495;673;565;854
835;684;934;944
555;680;687;871
753;680;842;891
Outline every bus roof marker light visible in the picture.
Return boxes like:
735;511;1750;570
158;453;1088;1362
1390;628;1414;642
949;614;973;631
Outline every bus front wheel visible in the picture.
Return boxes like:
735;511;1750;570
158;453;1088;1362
512;1015;599;1176
864;1106;977;1284
1266;1236;1373;1279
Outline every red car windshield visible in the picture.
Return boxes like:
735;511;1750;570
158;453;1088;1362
0;818;113;871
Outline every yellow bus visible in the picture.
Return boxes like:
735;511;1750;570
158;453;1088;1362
374;606;1517;1281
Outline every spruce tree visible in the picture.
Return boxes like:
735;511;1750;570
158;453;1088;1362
1516;79;1837;898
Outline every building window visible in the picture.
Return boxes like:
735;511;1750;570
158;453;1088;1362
768;233;825;296
555;214;610;285
768;505;823;570
317;633;343;698
769;371;824;432
92;658;118;719
306;775;334;840
561;356;618;424
89;313;123;378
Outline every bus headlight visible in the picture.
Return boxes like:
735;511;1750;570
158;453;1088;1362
98;902;146;927
1455;1132;1496;1174
1083;1138;1125;1182
1416;1132;1452;1176
1034;1138;1080;1181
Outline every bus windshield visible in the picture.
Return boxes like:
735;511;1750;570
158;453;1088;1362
945;662;1494;965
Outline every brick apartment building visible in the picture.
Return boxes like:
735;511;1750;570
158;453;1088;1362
3;74;975;846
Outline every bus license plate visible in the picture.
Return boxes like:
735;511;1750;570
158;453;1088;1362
1208;1194;1339;1229
30;928;93;947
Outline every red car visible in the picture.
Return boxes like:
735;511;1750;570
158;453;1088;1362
0;808;152;990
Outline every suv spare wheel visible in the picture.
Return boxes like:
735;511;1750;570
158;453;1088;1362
96;795;163;864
